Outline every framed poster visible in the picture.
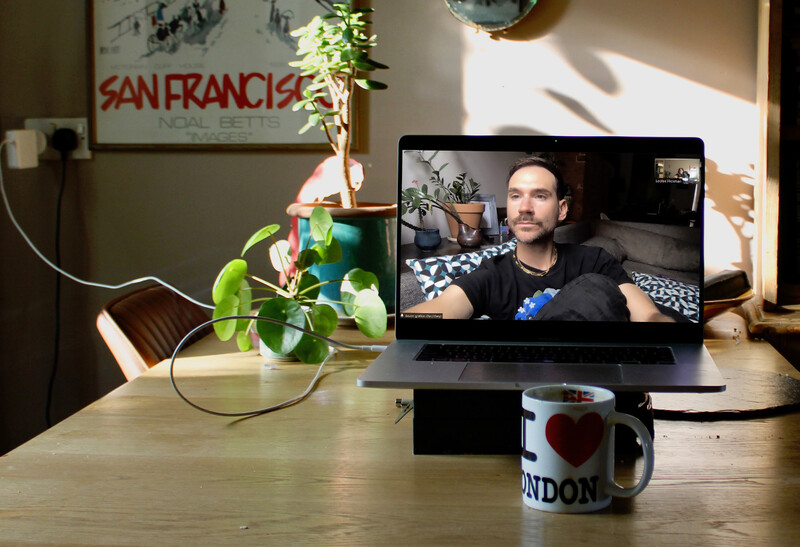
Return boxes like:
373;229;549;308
89;0;344;149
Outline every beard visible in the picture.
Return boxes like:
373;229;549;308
509;214;557;244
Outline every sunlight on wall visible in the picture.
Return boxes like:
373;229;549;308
460;33;757;275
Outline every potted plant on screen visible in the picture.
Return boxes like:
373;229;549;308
285;1;396;311
212;206;387;363
400;151;485;247
399;203;442;252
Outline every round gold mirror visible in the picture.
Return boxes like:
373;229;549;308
444;0;538;32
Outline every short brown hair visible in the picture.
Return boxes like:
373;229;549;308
506;156;568;200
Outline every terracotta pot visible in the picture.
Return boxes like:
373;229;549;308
444;202;485;239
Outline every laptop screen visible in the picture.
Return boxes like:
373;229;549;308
396;135;704;345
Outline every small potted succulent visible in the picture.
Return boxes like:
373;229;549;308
211;206;387;363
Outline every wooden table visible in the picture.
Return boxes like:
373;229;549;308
2;313;800;545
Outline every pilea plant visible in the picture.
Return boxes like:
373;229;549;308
212;206;387;363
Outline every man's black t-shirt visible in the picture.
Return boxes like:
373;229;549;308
451;243;633;320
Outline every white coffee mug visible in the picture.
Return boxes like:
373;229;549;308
521;384;654;513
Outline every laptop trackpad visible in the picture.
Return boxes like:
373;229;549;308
459;363;623;385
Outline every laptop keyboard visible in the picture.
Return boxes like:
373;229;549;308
415;343;676;365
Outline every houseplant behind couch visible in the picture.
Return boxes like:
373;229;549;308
286;0;396;312
414;150;484;241
400;151;485;248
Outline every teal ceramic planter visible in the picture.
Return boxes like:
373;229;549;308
414;228;442;251
290;203;397;315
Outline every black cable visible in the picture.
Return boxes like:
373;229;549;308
45;154;68;428
654;404;800;422
46;128;78;428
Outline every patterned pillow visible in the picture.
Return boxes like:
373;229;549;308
632;271;699;322
406;240;517;301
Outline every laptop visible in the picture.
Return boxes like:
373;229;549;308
358;135;725;394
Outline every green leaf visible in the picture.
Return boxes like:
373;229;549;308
366;58;389;70
213;294;239;341
293;334;331;364
235;279;252;330
352;59;376;72
269;240;292;273
256;299;305;355
212;259;247;305
307;303;338;338
297;273;321;302
293;304;338;363
236;329;253;352
341;47;358;62
354;79;388;90
309;206;334;243
300;67;321;77
307;81;329;92
241;224;281;256
342;27;354;43
313;237;342;265
340;268;379;316
295;248;320;271
299;121;316;135
303;91;328;102
353;289;387;338
212;277;252;340
292;99;314;112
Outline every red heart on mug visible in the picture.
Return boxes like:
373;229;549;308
545;413;604;468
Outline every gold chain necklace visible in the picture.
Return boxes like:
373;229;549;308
513;245;558;277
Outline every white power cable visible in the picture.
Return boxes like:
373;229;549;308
2;139;390;417
0;139;213;310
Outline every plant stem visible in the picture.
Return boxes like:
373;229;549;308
250;275;291;298
337;73;356;208
401;219;422;231
297;278;346;296
432;201;463;224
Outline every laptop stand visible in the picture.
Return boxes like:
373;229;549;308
411;389;654;455
412;389;522;455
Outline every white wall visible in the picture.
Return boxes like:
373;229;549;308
456;0;758;274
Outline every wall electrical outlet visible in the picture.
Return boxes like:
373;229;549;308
24;118;92;160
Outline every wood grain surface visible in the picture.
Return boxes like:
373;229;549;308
2;315;799;545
